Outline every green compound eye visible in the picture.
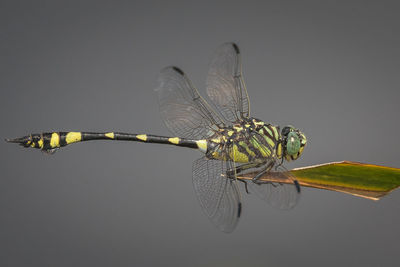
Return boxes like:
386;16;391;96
286;132;300;155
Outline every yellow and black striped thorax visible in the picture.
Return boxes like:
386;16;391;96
206;118;283;163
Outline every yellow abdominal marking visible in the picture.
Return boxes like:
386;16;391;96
136;134;147;141
105;132;115;139
168;137;180;144
50;133;60;148
38;139;44;149
65;132;82;144
196;140;208;153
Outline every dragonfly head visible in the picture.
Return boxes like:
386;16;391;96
281;126;307;161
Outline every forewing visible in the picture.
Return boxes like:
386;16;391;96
192;156;242;233
156;66;224;139
206;43;250;123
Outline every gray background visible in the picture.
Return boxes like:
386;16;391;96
1;1;399;266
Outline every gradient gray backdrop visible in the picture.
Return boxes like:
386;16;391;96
1;1;399;266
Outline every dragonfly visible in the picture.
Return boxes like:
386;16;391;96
6;43;307;233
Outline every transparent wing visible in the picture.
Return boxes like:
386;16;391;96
247;167;301;210
245;133;301;209
156;66;224;139
206;43;250;124
192;155;242;233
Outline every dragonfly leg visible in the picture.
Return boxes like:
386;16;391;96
227;162;262;194
236;162;264;174
237;179;250;194
276;156;284;168
252;161;275;185
227;162;260;178
270;182;279;187
225;169;250;194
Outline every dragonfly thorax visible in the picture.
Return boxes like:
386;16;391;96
205;118;307;164
206;117;280;163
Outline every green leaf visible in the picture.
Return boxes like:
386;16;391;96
238;161;400;200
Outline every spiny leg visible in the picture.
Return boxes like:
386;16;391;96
227;162;264;194
238;179;250;194
251;161;275;185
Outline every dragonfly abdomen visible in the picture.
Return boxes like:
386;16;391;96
6;132;208;154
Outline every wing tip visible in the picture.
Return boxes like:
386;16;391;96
231;43;240;54
159;66;185;76
294;180;301;193
172;66;184;76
